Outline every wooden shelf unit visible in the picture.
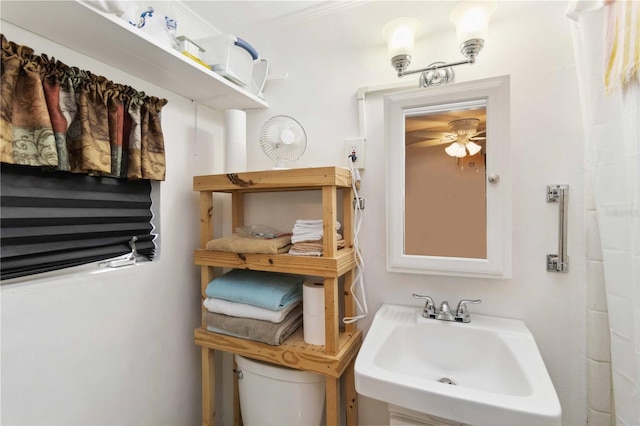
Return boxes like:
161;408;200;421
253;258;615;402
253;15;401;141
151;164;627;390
193;166;362;426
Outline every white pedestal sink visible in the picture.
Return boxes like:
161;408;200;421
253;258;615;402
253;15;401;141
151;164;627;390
354;304;561;426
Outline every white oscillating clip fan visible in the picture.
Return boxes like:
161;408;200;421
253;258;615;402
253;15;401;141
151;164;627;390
259;115;307;169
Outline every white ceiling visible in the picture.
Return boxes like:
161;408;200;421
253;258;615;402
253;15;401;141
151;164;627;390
183;1;367;36
176;0;531;61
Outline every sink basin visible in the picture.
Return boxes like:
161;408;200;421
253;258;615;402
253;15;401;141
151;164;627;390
354;304;561;426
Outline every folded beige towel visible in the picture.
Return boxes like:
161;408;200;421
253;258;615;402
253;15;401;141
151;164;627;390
203;305;303;346
288;239;346;256
206;233;292;254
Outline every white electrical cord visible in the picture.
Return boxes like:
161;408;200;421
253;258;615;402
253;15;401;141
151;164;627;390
343;157;368;324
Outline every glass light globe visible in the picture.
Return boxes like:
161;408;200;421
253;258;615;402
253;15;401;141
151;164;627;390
449;1;496;45
382;17;421;59
466;141;482;155
445;142;467;158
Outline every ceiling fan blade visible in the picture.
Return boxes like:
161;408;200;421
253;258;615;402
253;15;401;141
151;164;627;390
406;139;449;148
408;130;452;139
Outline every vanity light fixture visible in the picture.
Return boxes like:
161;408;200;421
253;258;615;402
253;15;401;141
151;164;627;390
443;118;484;158
382;1;497;87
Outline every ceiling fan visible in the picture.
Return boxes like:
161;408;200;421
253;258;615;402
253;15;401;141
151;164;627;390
406;118;486;157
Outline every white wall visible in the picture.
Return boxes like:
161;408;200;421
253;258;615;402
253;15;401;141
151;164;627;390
0;22;223;425
239;1;587;425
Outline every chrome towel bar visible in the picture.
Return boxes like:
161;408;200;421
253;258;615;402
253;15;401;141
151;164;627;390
546;184;569;272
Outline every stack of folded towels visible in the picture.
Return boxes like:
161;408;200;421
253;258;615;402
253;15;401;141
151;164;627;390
288;219;344;256
203;269;304;346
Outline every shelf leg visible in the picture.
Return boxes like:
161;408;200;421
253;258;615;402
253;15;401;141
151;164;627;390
202;347;216;426
233;357;243;426
342;179;357;334
325;376;341;426
199;192;214;248
342;268;356;334
324;277;340;355
231;192;244;230
345;358;358;426
341;185;354;249
322;185;338;257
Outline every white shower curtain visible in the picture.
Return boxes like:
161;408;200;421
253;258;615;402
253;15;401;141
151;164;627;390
568;1;639;424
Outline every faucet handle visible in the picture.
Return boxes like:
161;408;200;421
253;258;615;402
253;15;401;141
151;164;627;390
455;299;481;322
412;294;436;318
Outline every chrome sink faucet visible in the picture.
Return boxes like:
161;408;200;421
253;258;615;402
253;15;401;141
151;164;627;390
412;294;481;323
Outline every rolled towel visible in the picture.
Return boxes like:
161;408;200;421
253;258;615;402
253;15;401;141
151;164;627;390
203;297;301;323
205;269;303;311
203;305;303;346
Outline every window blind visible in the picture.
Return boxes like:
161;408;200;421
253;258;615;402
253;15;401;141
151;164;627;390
1;164;156;280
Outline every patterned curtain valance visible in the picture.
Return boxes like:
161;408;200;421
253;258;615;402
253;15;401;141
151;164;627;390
0;34;167;181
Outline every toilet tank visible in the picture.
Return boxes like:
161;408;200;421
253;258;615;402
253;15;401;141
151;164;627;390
235;355;326;426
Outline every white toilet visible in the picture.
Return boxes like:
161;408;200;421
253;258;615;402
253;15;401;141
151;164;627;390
235;354;325;426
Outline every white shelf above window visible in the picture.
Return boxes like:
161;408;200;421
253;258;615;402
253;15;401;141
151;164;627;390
1;1;268;111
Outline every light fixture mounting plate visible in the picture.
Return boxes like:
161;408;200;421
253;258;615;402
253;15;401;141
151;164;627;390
419;62;455;87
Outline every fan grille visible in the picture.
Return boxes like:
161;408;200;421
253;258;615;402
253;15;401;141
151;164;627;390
259;115;307;167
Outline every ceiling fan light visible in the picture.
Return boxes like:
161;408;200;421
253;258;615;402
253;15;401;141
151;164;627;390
445;142;467;157
444;142;458;156
466;141;482;155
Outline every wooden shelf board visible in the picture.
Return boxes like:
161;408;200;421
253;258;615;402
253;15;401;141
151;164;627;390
193;167;352;193
194;327;362;378
1;1;268;111
194;248;356;277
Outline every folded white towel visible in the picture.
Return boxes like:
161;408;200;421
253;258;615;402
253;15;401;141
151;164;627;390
293;220;341;230
293;225;321;231
292;228;322;234
291;233;322;244
203;297;301;323
294;219;324;225
291;220;341;244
